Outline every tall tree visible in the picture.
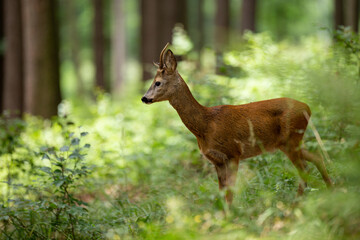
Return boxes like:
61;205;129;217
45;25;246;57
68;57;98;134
215;0;229;74
93;0;106;90
141;0;187;82
334;0;345;30
158;0;177;50
0;0;4;114
176;0;187;31
158;0;187;54
345;0;359;32
334;0;359;32
66;0;85;96
188;0;204;58
3;0;23;117
141;0;159;81
112;0;126;93
194;0;204;67
22;0;61;118
240;0;257;34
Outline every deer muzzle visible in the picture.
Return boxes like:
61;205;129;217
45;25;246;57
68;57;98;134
141;96;153;104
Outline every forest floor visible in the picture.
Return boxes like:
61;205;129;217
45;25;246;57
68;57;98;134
1;33;360;239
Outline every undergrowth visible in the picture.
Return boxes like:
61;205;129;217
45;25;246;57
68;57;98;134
1;31;360;239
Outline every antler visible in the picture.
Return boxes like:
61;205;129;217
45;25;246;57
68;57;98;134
159;42;169;69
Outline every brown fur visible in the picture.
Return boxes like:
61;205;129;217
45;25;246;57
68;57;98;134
142;44;332;205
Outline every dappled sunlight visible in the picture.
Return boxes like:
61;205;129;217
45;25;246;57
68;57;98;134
1;30;360;239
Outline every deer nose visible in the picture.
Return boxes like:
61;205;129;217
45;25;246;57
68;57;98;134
141;96;151;104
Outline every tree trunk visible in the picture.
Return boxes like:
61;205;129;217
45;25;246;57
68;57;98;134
158;0;177;53
112;0;126;93
141;0;159;81
140;0;187;82
158;0;187;51
67;0;85;96
3;0;23;117
22;0;61;118
345;0;359;32
93;0;106;90
215;0;229;74
240;0;256;34
176;0;187;31
195;0;204;68
334;0;359;32
334;0;345;30
0;0;4;114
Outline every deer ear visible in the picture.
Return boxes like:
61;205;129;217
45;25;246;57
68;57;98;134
164;49;177;72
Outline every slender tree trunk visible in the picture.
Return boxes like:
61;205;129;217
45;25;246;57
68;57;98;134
195;0;204;68
3;0;23;117
93;0;106;90
112;0;126;93
345;0;359;32
22;0;61;118
334;0;359;32
141;0;159;81
104;0;111;93
0;0;4;114
176;0;187;31
67;0;85;96
240;0;256;34
334;0;345;30
215;0;229;74
158;0;187;51
141;0;186;82
158;0;177;52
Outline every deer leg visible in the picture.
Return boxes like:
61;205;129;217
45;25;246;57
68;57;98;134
205;149;239;205
214;161;239;205
301;149;333;188
281;148;308;196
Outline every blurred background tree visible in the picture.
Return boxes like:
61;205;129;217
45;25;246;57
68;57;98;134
3;0;23;118
0;0;358;117
22;0;61;118
335;0;359;31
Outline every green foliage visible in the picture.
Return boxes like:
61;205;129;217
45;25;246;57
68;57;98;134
2;32;360;239
257;0;332;41
0;118;100;239
333;26;360;81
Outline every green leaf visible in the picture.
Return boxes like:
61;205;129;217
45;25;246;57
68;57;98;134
84;143;91;148
42;153;50;160
71;138;80;145
69;153;80;159
60;146;69;152
0;216;9;221
40;167;52;174
80;132;88;137
54;162;63;168
40;146;48;152
54;180;65;188
56;156;65;162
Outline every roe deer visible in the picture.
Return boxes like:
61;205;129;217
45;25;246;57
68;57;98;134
141;43;332;205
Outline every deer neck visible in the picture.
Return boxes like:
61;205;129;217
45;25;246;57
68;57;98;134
169;74;208;138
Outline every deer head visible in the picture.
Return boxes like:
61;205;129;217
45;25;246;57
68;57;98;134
141;43;178;104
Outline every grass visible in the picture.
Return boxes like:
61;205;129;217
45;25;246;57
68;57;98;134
1;32;360;239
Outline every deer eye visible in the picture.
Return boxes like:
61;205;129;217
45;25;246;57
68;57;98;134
155;81;161;87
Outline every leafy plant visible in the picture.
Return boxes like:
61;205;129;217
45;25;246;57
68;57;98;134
333;26;360;81
0;118;99;239
0;114;28;207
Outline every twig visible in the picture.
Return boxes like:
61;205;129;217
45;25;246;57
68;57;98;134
11;215;47;240
303;111;331;163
